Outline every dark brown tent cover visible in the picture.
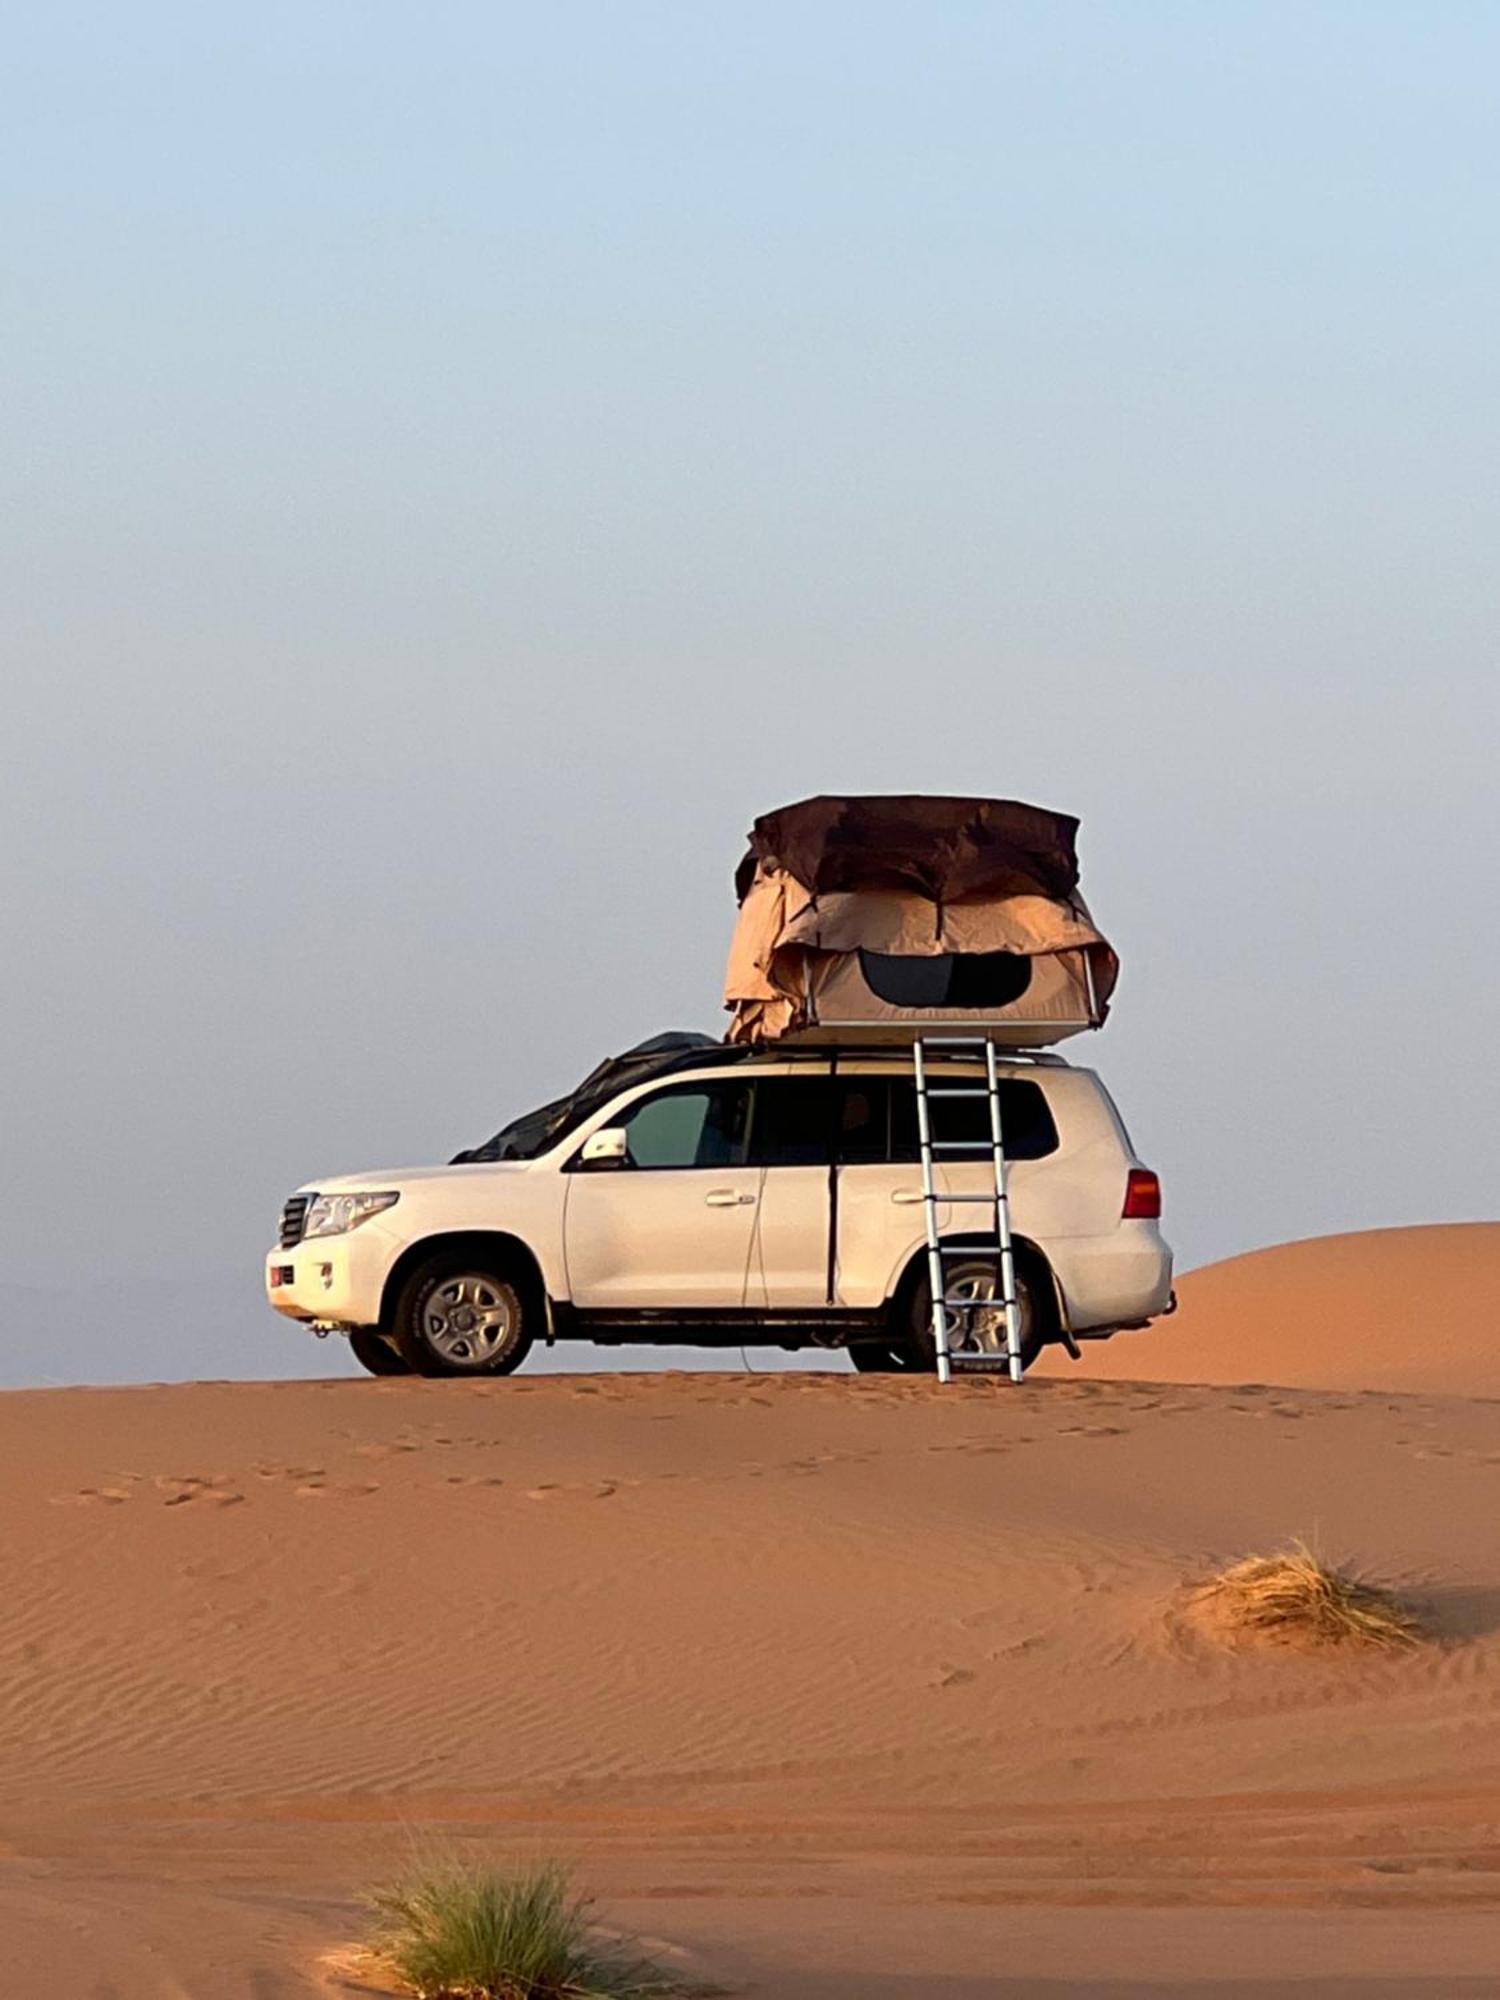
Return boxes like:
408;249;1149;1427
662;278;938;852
734;795;1081;905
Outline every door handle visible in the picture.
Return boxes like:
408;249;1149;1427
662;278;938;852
705;1189;756;1207
891;1189;926;1205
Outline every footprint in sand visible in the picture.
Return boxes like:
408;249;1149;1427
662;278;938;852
293;1480;378;1499
154;1476;244;1508
524;1481;618;1501
51;1485;134;1506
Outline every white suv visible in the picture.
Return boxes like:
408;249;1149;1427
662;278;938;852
266;1034;1173;1377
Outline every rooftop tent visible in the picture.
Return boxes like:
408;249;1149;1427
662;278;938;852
724;795;1118;1046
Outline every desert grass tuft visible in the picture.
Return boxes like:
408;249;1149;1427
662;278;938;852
1194;1540;1424;1652
365;1858;701;2000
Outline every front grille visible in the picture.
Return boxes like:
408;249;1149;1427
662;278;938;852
279;1193;311;1249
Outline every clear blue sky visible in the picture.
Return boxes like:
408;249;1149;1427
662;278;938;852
4;3;1496;1382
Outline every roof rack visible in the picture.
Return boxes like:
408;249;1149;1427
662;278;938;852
790;1027;1075;1059
710;1039;1069;1066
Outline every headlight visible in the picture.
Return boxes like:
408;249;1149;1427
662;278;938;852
301;1191;400;1240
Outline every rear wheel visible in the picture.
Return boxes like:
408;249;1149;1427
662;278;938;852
903;1254;1047;1374
391;1255;535;1378
348;1327;409;1376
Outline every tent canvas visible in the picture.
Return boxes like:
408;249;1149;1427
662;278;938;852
724;795;1118;1046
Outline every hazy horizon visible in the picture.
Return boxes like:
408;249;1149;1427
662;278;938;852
5;2;1497;1384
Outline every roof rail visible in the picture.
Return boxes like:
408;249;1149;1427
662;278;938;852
731;1040;1071;1068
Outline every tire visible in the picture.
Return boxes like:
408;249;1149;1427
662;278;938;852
903;1253;1047;1375
390;1253;535;1378
348;1327;409;1376
849;1343;899;1373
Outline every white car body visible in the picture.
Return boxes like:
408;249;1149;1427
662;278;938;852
265;1045;1173;1370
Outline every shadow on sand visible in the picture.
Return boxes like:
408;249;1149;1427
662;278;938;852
1417;1582;1500;1642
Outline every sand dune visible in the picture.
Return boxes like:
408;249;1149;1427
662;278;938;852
1040;1220;1500;1396
2;1323;1500;1994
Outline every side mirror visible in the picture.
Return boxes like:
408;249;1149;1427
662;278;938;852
578;1126;630;1169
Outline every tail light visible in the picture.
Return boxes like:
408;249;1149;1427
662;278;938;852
1123;1167;1161;1219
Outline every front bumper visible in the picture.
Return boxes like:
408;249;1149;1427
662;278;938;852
264;1223;398;1329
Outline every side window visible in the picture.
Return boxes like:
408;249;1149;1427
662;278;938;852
888;1078;1058;1161
748;1079;832;1167
618;1084;751;1169
835;1079;892;1164
999;1082;1061;1160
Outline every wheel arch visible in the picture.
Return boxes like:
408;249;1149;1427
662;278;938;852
378;1231;551;1337
887;1232;1066;1341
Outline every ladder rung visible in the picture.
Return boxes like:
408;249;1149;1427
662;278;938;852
929;1139;992;1151
944;1192;1004;1204
947;1356;1020;1373
941;1296;1013;1308
925;1087;990;1098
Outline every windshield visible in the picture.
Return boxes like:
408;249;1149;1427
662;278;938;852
449;1032;737;1166
452;1090;596;1164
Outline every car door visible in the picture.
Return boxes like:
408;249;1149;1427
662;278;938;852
563;1079;760;1308
830;1073;952;1308
745;1071;834;1307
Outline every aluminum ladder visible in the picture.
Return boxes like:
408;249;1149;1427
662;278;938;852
912;1035;1025;1385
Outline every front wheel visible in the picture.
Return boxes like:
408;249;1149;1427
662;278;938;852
390;1256;535;1378
348;1327;409;1376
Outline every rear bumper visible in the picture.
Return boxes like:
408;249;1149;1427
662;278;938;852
1053;1223;1174;1335
264;1226;398;1328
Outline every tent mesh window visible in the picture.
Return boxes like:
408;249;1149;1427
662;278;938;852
856;948;1034;1010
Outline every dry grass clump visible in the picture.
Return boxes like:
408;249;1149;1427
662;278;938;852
365;1860;701;2000
1193;1541;1425;1652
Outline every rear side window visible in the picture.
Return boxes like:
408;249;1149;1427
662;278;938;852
618;1083;751;1169
884;1076;1058;1162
